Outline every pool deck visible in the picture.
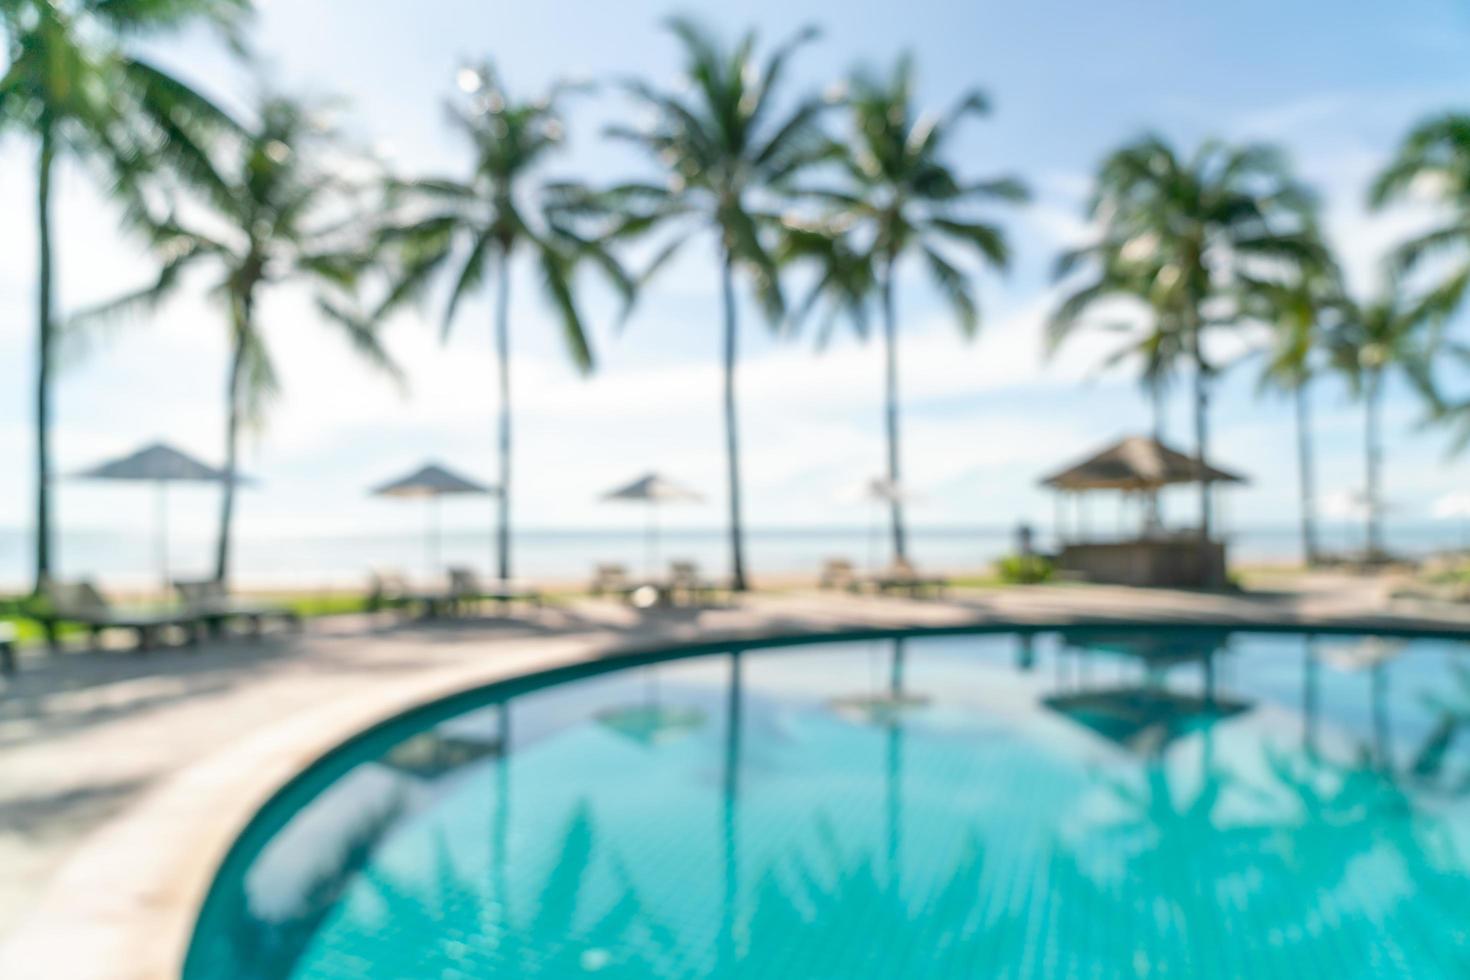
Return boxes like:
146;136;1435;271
2;575;1468;978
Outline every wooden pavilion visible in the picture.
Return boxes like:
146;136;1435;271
1040;435;1247;588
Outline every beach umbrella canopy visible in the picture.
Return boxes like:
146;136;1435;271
600;472;703;575
72;441;241;589
839;476;922;506
840;476;923;570
371;462;496;575
601;473;704;505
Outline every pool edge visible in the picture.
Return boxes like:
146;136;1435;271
6;599;1470;980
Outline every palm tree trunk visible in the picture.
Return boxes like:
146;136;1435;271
1189;322;1212;542
720;247;749;592
494;248;513;582
214;304;249;584
1187;310;1220;587
1150;379;1163;442
880;257;907;565
32;121;56;594
1365;368;1383;561
1293;381;1319;566
1146;378;1166;532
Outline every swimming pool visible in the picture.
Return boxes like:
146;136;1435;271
185;627;1470;978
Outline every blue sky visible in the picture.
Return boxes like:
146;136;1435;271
2;0;1469;559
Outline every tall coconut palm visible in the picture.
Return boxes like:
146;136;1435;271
597;17;832;591
0;0;251;592
1371;113;1470;319
1242;251;1343;566
372;63;624;584
78;95;396;584
783;54;1026;564
1051;136;1319;559
1372;113;1470;452
1324;280;1446;561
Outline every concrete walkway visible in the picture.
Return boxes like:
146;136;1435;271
1;577;1467;977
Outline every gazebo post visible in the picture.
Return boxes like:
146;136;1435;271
1038;434;1247;588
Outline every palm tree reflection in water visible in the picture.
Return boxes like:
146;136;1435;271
210;634;1470;977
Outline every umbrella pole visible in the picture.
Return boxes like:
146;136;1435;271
646;502;657;579
428;496;442;580
156;481;170;596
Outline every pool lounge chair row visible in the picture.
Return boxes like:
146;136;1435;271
589;561;722;607
819;558;949;598
31;579;300;652
368;567;544;618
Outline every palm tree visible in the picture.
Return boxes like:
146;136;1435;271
372;62;622;584
1047;246;1187;444
1242;251;1343;566
1371;113;1470;319
1051;136;1319;557
597;17;832;591
0;0;251;592
79;95;396;584
1372;113;1470;452
784;55;1026;564
1324;280;1445;561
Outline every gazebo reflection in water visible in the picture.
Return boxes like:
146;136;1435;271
1040;435;1247;588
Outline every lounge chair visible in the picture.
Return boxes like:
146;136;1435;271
448;567;544;611
819;558;857;591
174;579;302;635
589;563;632;597
668;560;719;605
367;570;456;618
0;622;15;677
866;559;948;598
35;580;204;651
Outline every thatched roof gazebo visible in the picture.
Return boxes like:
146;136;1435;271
1039;435;1248;588
1041;435;1246;493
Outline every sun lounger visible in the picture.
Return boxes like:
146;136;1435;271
368;570;457;617
36;580;204;651
667;560;719;605
819;557;857;590
448;567;544;610
590;563;632;597
863;560;948;598
0;623;15;677
174;579;302;635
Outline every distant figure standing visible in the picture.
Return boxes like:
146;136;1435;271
1016;522;1035;558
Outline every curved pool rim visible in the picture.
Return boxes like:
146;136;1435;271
182;616;1470;976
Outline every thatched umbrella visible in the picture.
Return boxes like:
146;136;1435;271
372;462;496;576
600;472;703;575
841;477;922;570
73;441;241;588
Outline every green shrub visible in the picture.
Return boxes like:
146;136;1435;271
996;554;1053;585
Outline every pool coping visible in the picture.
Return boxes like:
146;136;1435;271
5;600;1470;979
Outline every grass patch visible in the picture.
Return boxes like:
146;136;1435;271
945;573;1007;589
266;592;374;618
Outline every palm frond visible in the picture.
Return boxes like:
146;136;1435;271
922;245;978;336
536;246;594;372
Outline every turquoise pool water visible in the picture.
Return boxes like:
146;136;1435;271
186;628;1470;978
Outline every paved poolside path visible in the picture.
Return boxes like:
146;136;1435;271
2;575;1467;976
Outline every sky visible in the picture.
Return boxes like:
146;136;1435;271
2;0;1470;566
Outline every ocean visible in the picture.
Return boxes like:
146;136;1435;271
0;521;1460;592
